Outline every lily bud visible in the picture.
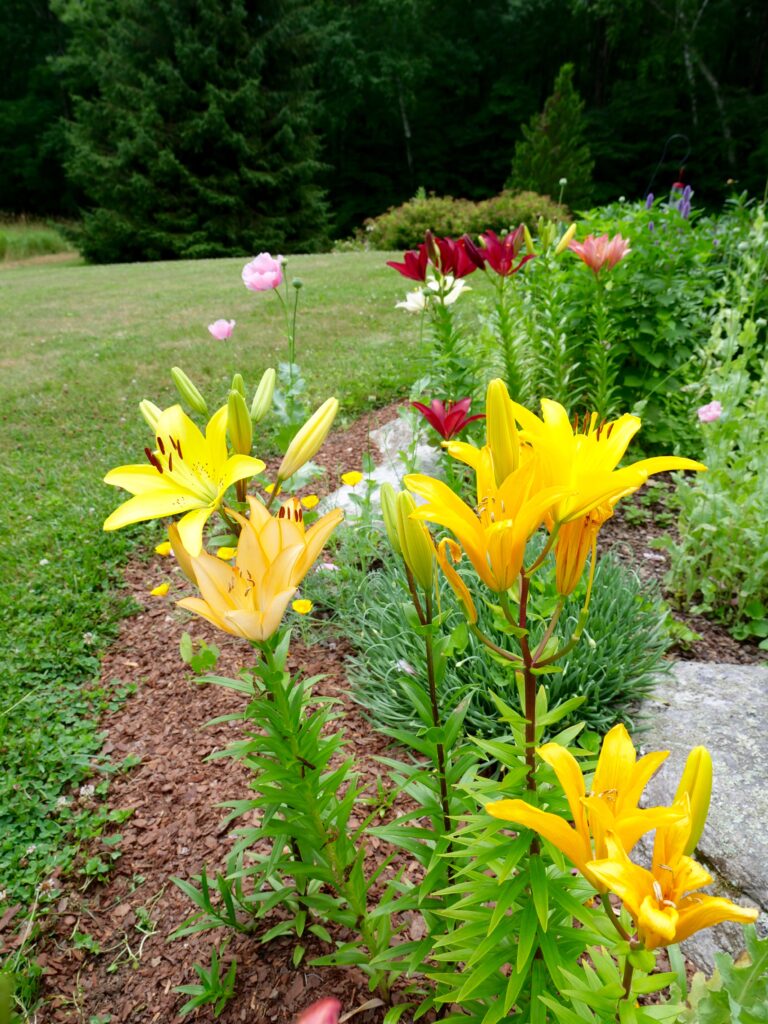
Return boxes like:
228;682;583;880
171;367;208;416
537;217;557;250
231;372;246;398
555;223;578;256
675;746;713;854
227;388;253;455
379;483;402;556
396;491;434;591
278;397;339;482
139;399;163;432
424;229;440;268
251;367;276;423
523;224;536;256
486;378;519;483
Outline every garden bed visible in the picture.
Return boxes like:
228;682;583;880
30;405;762;1022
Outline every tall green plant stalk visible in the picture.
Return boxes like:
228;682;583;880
588;276;620;417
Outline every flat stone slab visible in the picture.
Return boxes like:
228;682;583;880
637;661;768;969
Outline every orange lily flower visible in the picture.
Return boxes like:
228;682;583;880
176;495;342;642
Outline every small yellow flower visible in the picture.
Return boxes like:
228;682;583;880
150;582;170;597
341;471;364;487
292;598;313;615
155;541;172;556
216;546;237;560
301;494;319;510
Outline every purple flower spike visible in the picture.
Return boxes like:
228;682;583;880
645;193;654;209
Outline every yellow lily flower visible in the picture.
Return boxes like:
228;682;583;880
103;404;265;556
177;495;342;642
405;449;567;593
510;399;706;526
587;806;758;949
486;724;679;889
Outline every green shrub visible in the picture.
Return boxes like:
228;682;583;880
324;536;671;738
364;189;568;250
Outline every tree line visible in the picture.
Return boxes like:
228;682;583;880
2;0;766;261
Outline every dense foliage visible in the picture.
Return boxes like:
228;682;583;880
55;0;329;261
3;0;767;251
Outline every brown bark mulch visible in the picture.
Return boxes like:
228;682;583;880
32;406;763;1022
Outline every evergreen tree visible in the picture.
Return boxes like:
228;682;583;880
507;62;594;208
59;0;328;262
0;0;72;215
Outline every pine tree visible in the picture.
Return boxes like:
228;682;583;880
507;62;594;208
59;0;328;262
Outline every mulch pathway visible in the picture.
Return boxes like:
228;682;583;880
29;406;763;1022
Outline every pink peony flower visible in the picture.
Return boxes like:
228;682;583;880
568;233;631;275
295;998;342;1024
697;400;722;423
207;318;236;340
242;252;284;291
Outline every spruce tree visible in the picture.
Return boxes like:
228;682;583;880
60;0;328;262
507;62;594;208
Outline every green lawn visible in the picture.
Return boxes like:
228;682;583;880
0;251;417;909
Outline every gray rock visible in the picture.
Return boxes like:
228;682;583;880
318;413;443;516
636;661;768;970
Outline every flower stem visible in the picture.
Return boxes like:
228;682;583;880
424;591;451;837
600;892;631;942
518;573;537;795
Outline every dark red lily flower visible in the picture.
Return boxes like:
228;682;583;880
387;232;479;281
386;245;431;281
476;227;535;276
434;236;479;278
411;397;485;440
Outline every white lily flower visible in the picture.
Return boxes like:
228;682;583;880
396;288;428;313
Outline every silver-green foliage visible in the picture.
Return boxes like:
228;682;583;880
340;545;671;737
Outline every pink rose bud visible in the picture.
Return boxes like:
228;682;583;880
208;318;236;340
697;400;723;423
295;998;342;1024
242;252;284;291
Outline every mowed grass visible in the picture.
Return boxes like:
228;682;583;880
0;252;417;908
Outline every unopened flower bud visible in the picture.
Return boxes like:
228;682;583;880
250;367;276;424
675;746;713;854
292;278;303;289
379;483;402;556
231;372;246;398
486;378;519;482
139;399;163;432
278;397;339;482
396;491;434;591
555;223;578;256
227;388;253;455
171;367;208;416
523;224;536;256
